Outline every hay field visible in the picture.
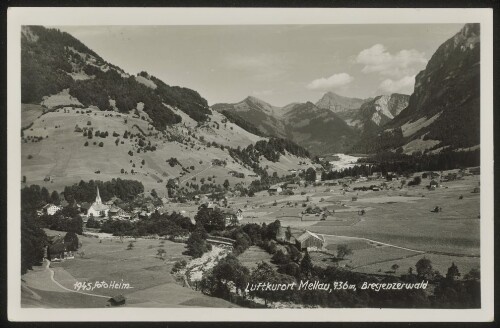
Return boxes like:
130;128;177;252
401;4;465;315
231;173;480;273
21;104;312;195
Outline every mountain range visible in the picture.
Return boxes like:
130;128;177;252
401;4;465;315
20;23;480;192
213;92;409;154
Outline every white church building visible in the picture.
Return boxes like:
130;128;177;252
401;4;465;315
87;186;110;218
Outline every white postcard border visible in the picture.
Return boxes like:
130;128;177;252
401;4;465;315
7;7;494;322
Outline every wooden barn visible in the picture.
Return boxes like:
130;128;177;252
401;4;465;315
108;295;126;306
268;186;282;195
295;230;325;251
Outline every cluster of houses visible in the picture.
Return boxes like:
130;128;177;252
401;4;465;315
197;197;244;227
38;187;162;223
267;182;302;195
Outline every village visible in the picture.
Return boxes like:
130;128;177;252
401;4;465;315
25;162;481;308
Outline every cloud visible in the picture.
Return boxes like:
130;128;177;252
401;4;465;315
378;75;416;94
356;44;427;78
306;73;354;90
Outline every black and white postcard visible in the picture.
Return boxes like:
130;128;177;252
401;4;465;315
7;7;494;322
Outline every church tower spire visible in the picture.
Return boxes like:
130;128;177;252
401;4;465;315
95;186;102;204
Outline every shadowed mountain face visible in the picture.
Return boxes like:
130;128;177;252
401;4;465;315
351;23;480;154
214;97;358;154
21;26;211;130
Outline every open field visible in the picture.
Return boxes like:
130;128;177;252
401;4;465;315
230;173;480;276
236;174;480;254
21;104;44;129
354;253;480;278
22;229;237;308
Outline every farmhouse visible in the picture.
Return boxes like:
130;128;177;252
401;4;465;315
296;230;325;251
42;203;62;216
429;180;439;190
222;208;243;226
47;243;74;261
87;187;110;218
268;185;282;195
108;206;125;218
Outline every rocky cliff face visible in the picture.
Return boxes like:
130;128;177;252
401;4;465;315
353;94;409;138
352;23;480;154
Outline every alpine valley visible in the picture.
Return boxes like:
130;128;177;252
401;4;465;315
19;23;483;311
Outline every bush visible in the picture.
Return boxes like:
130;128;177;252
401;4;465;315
408;176;422;186
98;142;104;147
171;259;187;273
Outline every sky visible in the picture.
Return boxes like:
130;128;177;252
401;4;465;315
54;24;464;107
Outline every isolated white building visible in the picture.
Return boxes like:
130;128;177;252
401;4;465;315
43;203;62;216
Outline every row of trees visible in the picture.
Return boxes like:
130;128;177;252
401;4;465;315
99;211;194;238
201;249;480;308
63;178;144;203
322;149;480;180
21;213;47;274
21;185;61;211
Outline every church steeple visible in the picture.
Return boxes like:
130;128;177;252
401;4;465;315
95;186;102;204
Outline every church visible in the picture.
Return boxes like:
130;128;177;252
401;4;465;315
87;186;110;218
